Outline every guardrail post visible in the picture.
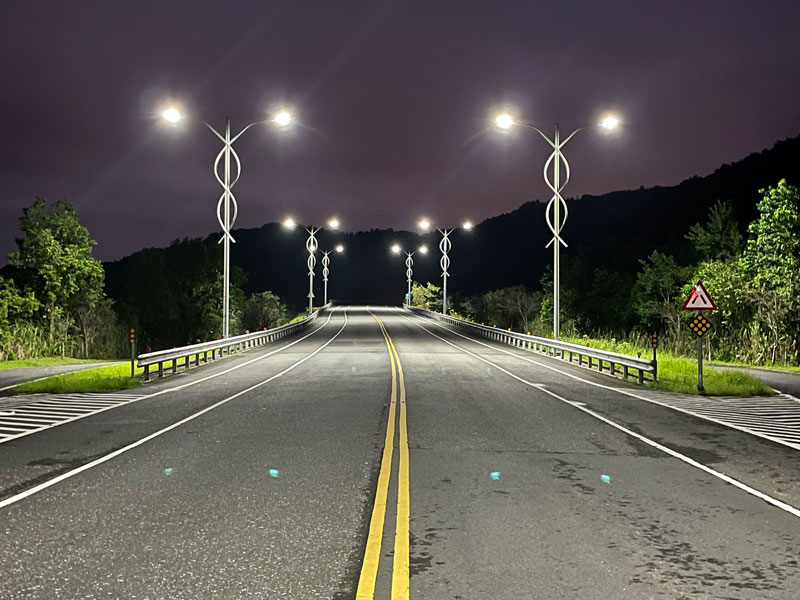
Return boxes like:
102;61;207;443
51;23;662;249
638;369;644;384
144;364;150;382
623;365;629;379
158;361;164;378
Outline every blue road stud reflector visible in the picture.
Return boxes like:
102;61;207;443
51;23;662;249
164;468;173;476
490;471;501;480
601;474;611;484
269;469;280;478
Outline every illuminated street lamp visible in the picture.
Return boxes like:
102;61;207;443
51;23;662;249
284;217;340;314
162;105;295;338
418;218;473;316
321;244;345;305
493;111;620;339
392;243;427;305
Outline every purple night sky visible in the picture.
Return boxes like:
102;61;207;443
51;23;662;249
2;0;799;263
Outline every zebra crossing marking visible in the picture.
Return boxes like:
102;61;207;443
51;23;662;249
638;390;800;451
0;393;147;445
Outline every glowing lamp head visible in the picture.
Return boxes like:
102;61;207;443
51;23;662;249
495;113;514;130
418;245;428;255
462;220;473;231
391;243;401;254
162;107;182;123
273;110;293;128
327;217;340;230
335;244;344;253
418;218;431;231
282;217;296;230
600;115;620;131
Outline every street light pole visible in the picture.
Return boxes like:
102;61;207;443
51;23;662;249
494;113;619;339
405;251;414;304
305;227;319;315
322;251;330;305
163;107;294;338
438;229;452;315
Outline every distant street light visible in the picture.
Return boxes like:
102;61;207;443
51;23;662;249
418;219;473;315
162;105;295;338
321;244;344;305
284;217;340;314
493;111;620;339
392;244;427;305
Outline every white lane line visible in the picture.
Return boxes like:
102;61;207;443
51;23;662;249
396;309;800;520
394;308;800;453
0;309;342;446
0;308;350;511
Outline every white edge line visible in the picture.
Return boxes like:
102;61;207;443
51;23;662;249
0;309;340;447
396;309;800;520
0;308;349;511
401;309;800;453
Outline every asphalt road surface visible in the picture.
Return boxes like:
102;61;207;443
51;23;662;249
1;306;799;599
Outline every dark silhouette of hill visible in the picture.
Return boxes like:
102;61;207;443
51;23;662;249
105;133;800;311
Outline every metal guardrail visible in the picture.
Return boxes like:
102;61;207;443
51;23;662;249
405;306;657;384
137;303;333;382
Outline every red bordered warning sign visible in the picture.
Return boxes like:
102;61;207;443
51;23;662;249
682;280;717;311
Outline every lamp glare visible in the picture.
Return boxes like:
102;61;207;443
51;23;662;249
163;107;182;123
495;113;514;130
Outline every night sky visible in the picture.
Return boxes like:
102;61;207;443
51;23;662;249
2;0;799;263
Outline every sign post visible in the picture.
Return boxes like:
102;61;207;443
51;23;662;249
683;281;716;393
129;328;136;378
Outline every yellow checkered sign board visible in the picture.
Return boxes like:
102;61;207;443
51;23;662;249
688;314;711;337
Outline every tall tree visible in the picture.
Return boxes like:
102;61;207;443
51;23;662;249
685;199;743;261
9;198;104;344
740;179;800;363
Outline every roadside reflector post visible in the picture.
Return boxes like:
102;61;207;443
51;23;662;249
129;328;136;378
651;332;658;380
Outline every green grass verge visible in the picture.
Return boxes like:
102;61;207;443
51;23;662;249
0;357;103;370
650;355;773;396
13;362;142;394
709;360;800;374
562;335;773;396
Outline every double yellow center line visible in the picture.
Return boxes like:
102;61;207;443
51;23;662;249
357;310;410;600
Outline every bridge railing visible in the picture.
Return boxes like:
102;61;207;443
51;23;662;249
137;303;333;382
405;306;657;384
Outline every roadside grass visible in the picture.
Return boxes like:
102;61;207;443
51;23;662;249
562;335;773;396
0;357;103;370
650;355;773;396
709;359;800;374
13;362;143;394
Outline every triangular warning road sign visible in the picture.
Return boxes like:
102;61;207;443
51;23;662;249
682;280;717;311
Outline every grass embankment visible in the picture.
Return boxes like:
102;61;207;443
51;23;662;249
0;357;102;370
562;335;773;396
13;363;143;394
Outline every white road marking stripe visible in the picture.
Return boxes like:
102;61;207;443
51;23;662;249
397;308;800;452
0;308;350;510
398;309;800;520
0;309;342;445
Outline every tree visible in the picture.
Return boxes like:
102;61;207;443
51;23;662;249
241;291;286;331
740;180;800;363
483;285;542;333
9;198;104;343
685;199;743;261
632;250;693;334
410;281;442;311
